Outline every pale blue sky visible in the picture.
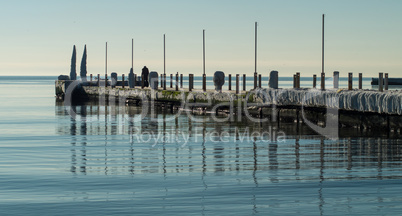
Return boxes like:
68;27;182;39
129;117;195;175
0;0;401;77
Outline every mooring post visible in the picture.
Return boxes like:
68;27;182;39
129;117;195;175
321;73;325;90
293;74;297;88
170;74;173;88
105;73;108;87
313;74;317;88
296;72;300;88
180;74;183;88
359;73;362;90
243;74;246;91
333;71;339;89
385;73;389;90
228;74;232;91
236;74;239;94
176;72;179;91
160;74;163;88
97;74;100;87
254;72;257;89
379;72;384;92
163;74;166;90
258;74;262;88
90;74;92;86
122;74;125;88
189;74;193;91
202;74;206;92
348;72;353;90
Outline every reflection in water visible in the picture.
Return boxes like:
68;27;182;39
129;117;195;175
55;101;402;214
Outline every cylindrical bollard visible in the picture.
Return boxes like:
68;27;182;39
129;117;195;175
228;74;232;90
358;73;362;89
236;74;239;94
176;72;179;91
105;74;108;87
379;72;383;92
333;71;339;89
313;74;317;88
97;74;100;87
258;74;262;88
296;72;300;88
243;74;246;91
202;74;206;92
385;73;388;90
348;72;353;90
321;73;325;90
254;72;257;89
180;74;183;88
122;74;125;88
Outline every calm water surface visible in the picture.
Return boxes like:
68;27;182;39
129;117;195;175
1;76;402;215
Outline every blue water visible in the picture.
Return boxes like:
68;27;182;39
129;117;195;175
1;76;402;215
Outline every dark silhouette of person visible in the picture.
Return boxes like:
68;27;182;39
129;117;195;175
142;66;149;87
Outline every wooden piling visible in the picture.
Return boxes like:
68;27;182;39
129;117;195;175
313;74;317;88
90;74;92;86
293;74;297;88
189;74;194;91
236;74;239;94
228;74;232;90
163;74;166;90
243;74;246;91
333;71;339;89
176;72;178;91
258;74;262;88
122;74;125;88
160;74;163;88
170;74;173;88
385;73;388;90
358;73;362;90
379;72;383;92
348;72;353;90
180;74;183;88
97;74;100;87
296;72;300;88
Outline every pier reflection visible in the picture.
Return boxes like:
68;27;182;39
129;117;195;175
55;101;402;181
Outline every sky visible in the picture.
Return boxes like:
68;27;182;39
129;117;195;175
0;0;401;77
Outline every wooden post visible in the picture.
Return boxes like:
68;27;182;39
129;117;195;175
176;72;179;91
313;74;317;88
189;74;193;91
385;73;389;90
160;74;163;88
170;74;173;88
236;74;239;94
348;72;353;90
321;73;325;90
254;72;257;89
97;74;100;87
296;72;300;88
202;74;206;92
293;74;297;88
122;74;125;88
228;74;232;90
358;73;362;90
333;71;339;89
258;74;262;88
180;74;183;88
243;74;246;91
105;74;108;87
163;74;166;90
90;74;92;86
379;72;383;92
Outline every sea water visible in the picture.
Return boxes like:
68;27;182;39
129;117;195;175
0;76;402;215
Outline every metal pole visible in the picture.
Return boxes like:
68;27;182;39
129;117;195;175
255;22;257;75
322;14;325;75
131;38;134;71
105;42;108;76
164;34;166;89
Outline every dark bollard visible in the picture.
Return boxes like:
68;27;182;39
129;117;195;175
97;74;100;87
180;74;183;88
90;74;92;86
163;74;166;90
348;72;353;90
296;72;300;88
105;74;108;87
228;74;232;91
379;72;383;92
313;74;317;88
293;74;297;88
236;74;239;94
321;73;325;90
359;73;362;90
258;74;262;88
122;74;125;88
170;74;173;88
189;74;194;91
243;74;246;91
202;74;206;92
385;73;388;90
333;71;339;89
254;72;257;89
176;72;179;91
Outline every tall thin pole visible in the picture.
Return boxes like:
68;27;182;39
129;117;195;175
105;42;108;75
322;14;325;74
164;34;166;76
254;22;258;74
131;38;133;70
203;29;205;75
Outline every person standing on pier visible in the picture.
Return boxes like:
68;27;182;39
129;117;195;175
142;66;149;87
